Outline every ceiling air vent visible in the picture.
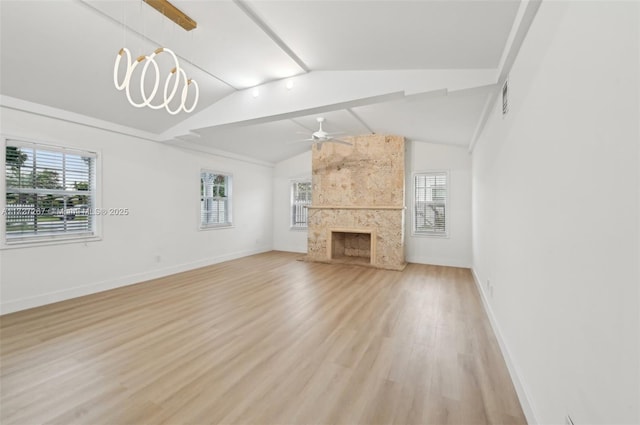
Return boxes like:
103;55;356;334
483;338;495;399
502;78;509;116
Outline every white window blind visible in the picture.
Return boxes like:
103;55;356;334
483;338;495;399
414;172;447;235
201;171;232;228
502;78;509;115
4;141;96;243
291;181;311;228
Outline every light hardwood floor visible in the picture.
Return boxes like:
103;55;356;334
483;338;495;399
0;251;526;424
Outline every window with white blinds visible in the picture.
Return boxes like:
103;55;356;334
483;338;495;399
414;172;448;236
502;78;509;115
291;180;311;229
200;171;232;228
4;140;97;243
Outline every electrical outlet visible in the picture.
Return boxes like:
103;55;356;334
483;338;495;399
565;415;575;425
486;279;494;298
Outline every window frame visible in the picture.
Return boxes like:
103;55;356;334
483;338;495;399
290;179;312;230
199;169;233;230
412;170;449;238
2;136;102;249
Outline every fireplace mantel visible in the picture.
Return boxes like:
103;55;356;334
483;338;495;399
307;205;405;210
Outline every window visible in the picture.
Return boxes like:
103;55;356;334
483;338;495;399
200;171;232;228
291;180;311;229
414;172;448;236
4;140;97;244
502;77;509;116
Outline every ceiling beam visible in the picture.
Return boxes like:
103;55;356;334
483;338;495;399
0;95;165;143
347;109;375;134
192;92;406;134
233;0;310;73
161;69;496;140
290;118;315;133
143;0;197;31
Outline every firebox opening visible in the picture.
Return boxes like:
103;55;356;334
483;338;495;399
331;231;372;265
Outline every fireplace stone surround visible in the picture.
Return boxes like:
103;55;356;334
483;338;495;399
306;134;406;271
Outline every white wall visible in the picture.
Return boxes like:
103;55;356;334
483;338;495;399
272;150;311;253
406;141;472;267
0;107;274;314
472;2;639;424
271;141;473;269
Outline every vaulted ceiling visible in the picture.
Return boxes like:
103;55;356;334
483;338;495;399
0;0;531;164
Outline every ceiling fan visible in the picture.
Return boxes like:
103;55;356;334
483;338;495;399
295;117;352;148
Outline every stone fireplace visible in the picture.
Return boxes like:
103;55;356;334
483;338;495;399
307;134;406;270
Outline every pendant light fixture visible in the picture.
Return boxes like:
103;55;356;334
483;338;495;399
113;0;199;114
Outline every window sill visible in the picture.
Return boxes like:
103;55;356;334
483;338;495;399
411;232;450;239
289;226;308;231
1;234;102;250
199;224;234;231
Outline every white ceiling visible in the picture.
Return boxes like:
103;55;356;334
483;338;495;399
189;87;494;163
247;0;519;70
0;0;522;163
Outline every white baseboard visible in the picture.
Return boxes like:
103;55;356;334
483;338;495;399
272;245;307;254
471;267;538;425
0;246;271;315
405;255;470;268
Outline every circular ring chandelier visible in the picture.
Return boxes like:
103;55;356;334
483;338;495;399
114;47;199;114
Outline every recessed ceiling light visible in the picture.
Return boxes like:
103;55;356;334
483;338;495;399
252;88;260;98
286;80;294;90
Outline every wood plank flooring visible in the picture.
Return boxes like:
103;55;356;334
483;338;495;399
0;251;526;424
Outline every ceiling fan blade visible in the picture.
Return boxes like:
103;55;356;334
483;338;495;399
286;138;314;144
